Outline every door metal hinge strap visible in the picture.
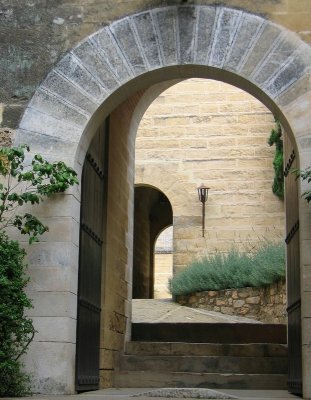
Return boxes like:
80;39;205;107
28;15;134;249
286;299;301;313
78;297;101;313
81;222;103;246
285;220;299;244
86;152;105;181
77;376;100;384
284;149;295;177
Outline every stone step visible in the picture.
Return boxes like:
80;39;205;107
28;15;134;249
131;323;287;343
125;341;288;357
119;354;287;374
113;371;287;390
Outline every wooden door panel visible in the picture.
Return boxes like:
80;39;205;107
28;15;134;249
284;133;302;395
76;120;109;391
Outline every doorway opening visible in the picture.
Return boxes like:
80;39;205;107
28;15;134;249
132;185;173;299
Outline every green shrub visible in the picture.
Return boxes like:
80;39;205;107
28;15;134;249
0;232;34;396
170;241;285;296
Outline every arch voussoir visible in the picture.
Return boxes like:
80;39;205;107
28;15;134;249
18;5;311;150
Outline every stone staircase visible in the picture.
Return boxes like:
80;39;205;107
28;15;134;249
113;322;288;390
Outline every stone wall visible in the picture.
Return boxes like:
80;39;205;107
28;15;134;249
99;91;144;388
0;128;14;146
154;253;173;299
1;0;311;132
135;79;285;274
177;280;286;324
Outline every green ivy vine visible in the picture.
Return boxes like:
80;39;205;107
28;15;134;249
268;120;284;200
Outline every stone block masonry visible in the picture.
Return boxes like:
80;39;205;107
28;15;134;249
177;279;286;324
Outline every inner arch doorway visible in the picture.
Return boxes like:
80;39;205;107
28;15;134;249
16;5;311;397
132;185;173;299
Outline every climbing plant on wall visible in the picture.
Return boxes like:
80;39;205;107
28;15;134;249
268;120;284;200
0;145;78;396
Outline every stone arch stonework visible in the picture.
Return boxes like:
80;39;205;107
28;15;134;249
16;5;311;397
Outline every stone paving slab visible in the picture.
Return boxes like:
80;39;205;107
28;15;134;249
3;388;298;400
132;299;262;324
81;388;298;399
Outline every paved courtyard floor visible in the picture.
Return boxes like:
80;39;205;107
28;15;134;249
132;298;262;324
9;388;298;400
80;388;298;400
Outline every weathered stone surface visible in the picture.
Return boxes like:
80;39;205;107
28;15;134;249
56;53;106;103
265;42;311;98
22;342;75;394
26;241;79;270
176;280;286;323
14;128;79;158
94;27;133;83
0;127;14;146
246;296;261;305
153;7;177;66
30;89;88;126
31;316;76;342
26;266;78;294
19;108;82;141
224;14;263;72
110;18;147;75
177;6;197;64
42;71;98;114
2;1;311;129
134;388;237;399
233;300;245;308
252;34;299;86
73;39;120;90
209;8;241;68
240;23;281;78
194;6;217;65
26;291;77;318
132;12;162;69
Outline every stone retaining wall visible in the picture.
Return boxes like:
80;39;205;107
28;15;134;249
176;279;286;324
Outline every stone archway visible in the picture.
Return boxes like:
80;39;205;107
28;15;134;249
16;5;311;397
133;185;173;299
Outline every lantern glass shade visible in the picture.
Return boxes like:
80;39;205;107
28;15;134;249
197;185;209;203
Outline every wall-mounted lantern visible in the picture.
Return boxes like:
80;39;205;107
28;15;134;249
197;184;210;237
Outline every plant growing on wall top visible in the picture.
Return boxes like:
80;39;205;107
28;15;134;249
169;241;285;296
0;145;78;396
268;120;284;200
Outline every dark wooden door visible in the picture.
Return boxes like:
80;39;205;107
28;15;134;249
76;120;109;392
284;133;302;395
